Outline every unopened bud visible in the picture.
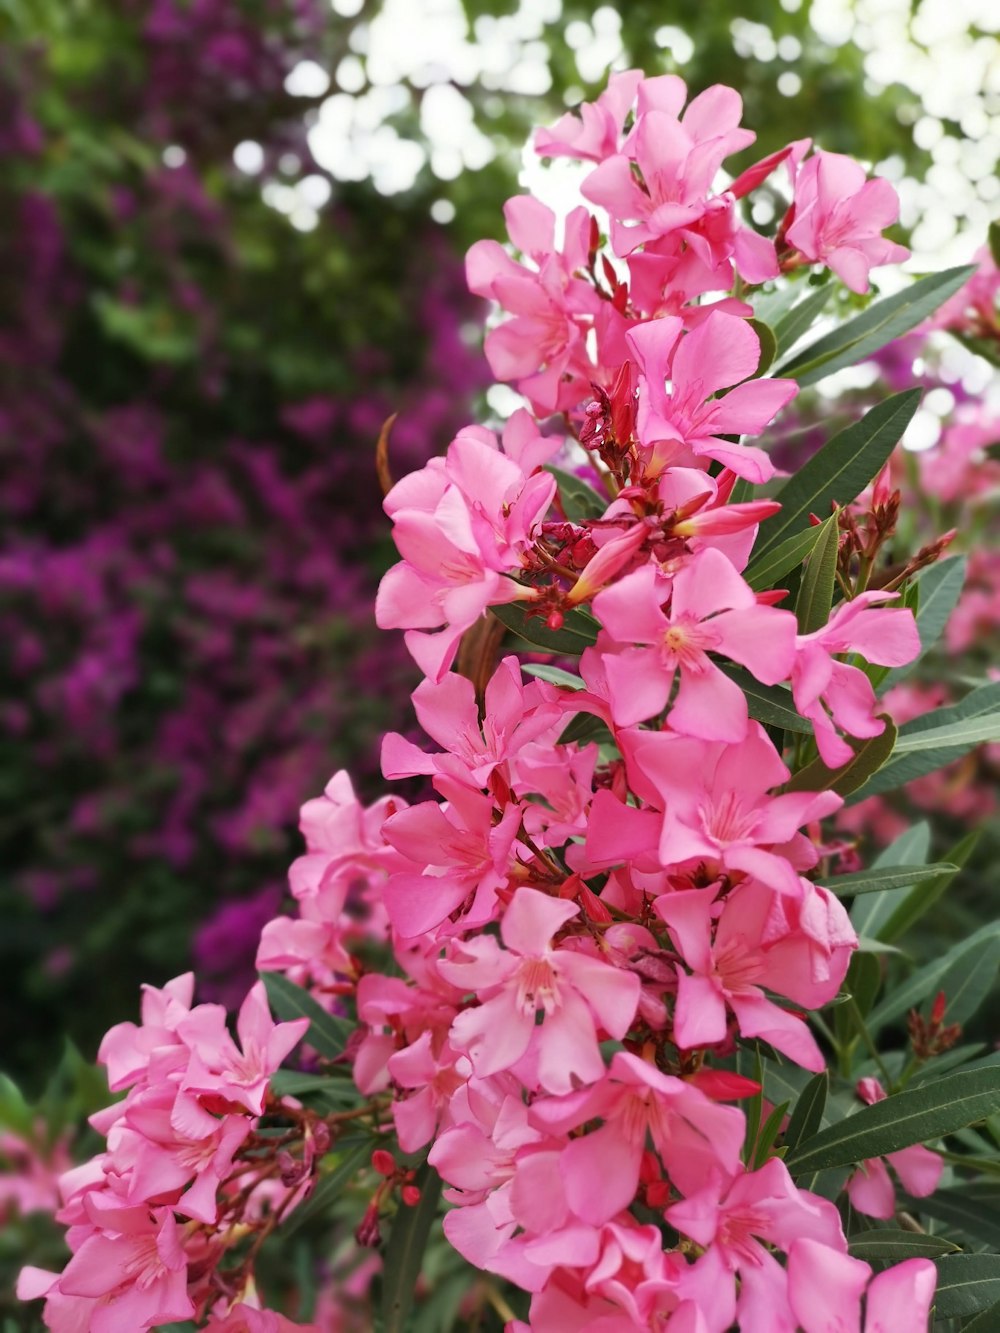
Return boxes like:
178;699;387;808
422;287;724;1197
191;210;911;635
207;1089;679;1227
401;1184;422;1206
371;1149;396;1177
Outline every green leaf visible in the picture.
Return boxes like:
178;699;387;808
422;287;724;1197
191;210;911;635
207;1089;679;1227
744;522;830;593
794;511;840;634
557;711;612;746
545;466;608;521
260;972;353;1061
926;934;1000;1029
834;951;882;1060
847;1230;960;1261
752;391;921;561
850;681;1000;801
776;266;976;385
521;664;585;689
905;1185;1000;1251
933;1254;1000;1320
719;667;813;732
785;1067;1000;1176
280;1137;371;1237
823;863;957;898
851;822;931;942
877;830;978;944
380;1163;444;1333
989;220;1000;270
752;1099;789;1169
783;1072;828;1154
0;1074;33;1137
489;601;599;656
747;318;777;377
878;556;967;693
866;922;1000;1038
786;717;897;797
770;282;832;354
958;1298;1000;1332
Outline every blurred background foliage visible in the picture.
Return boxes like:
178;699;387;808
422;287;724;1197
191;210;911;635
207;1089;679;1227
0;0;997;1089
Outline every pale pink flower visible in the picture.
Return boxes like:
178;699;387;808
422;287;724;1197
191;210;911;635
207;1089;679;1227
785;150;909;293
534;69;643;162
438;887;640;1093
792;591;920;767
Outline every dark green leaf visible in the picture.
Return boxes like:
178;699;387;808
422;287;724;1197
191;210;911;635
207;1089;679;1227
0;1074;33;1137
381;1163;444;1333
989;220;1000;270
545;466;608;521
905;1186;1000;1252
850;681;1000;801
489;601;599;655
753;391;921;561
784;1072;828;1154
867;922;1000;1037
260;972;353;1061
752;1099;789;1169
557;711;612;746
719;666;813;732
747;318;777;377
776;266;976;384
847;1230;960;1261
823;863;957;898
878;556;967;693
795;511;840;634
744;522;830;593
851;822;931;942
933;1254;1000;1320
281;1137;371;1237
786;717;897;797
926;935;1000;1029
878;831;978;944
785;1068;1000;1175
958;1298;1000;1332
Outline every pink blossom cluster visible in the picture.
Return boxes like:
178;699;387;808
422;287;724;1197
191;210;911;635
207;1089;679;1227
22;73;940;1332
467;70;906;418
17;976;316;1331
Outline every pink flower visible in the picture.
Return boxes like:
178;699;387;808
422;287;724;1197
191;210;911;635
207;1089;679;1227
530;1051;745;1225
846;1078;943;1219
438;887;640;1094
787;1240;936;1332
627;310;798;483
785;151;909;293
591;548;796;736
612;724;841;897
534;69;643;162
792;591;920;767
655;878;854;1069
667;1157;846;1332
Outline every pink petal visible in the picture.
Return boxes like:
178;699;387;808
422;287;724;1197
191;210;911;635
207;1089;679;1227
501;887;579;956
846;1157;895;1219
787;1238;868;1333
674;970;728;1049
864;1258;936;1333
562;1122;642;1225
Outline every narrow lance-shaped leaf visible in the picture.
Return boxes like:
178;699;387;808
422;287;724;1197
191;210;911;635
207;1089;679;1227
924;933;1000;1029
786;717;897;797
785;1067;1000;1176
490;601;599;656
380;1163;444;1333
822;863;958;899
931;1254;1000;1320
775;265;976;385
847;1231;959;1262
794;511;840;634
752;391;921;561
877;556;967;694
902;1185;1000;1252
744;521;830;593
850;681;1000;801
866;921;1000;1038
719;666;812;733
261;972;353;1062
281;1137;371;1237
851;821;930;942
783;1072;828;1154
747;318;777;377
877;830;978;944
770;281;832;353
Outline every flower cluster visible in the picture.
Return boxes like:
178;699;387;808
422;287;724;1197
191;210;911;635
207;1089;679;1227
22;70;952;1332
16;976;316;1330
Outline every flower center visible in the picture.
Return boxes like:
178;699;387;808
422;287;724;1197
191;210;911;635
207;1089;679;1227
513;957;561;1018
